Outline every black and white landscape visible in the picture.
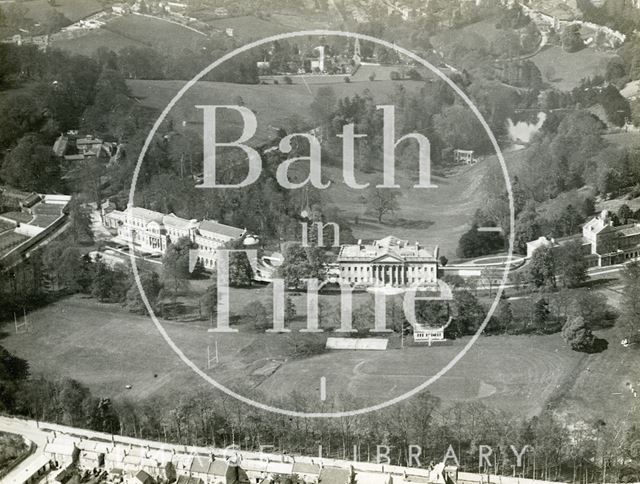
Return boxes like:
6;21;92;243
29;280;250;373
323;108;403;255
0;1;639;483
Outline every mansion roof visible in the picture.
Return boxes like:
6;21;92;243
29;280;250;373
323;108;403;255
338;236;437;263
199;219;245;238
107;206;245;240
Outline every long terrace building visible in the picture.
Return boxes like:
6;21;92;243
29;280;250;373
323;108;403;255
103;206;246;270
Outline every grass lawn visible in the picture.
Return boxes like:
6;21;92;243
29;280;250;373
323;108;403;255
52;28;146;55
105;15;207;51
322;147;531;257
531;45;617;92
431;19;504;49
205;15;292;41
20;0;103;24
2;289;636;424
52;14;207;55
127;78;423;145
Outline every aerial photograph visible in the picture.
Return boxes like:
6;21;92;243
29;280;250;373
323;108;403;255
0;0;639;483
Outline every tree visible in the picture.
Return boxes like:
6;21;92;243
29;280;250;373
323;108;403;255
568;291;614;330
67;198;94;245
0;134;60;192
561;25;584;52
91;256;112;302
456;223;504;258
556;240;587;288
309;86;336;128
162;236;193;297
90;258;128;303
434;104;488;153
528;246;556;289
605;57;627;82
365;187;399;223
201;280;218;320
284;295;296;323
125;271;162;314
278;244;327;289
229;252;253;287
439;255;448;267
533;297;551;332
620;261;640;335
618;203;633;224
450;290;485;337
243;300;271;331
562;315;595;351
514;204;542;254
498;298;513;334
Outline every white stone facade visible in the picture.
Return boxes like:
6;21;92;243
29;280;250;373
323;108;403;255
103;206;245;269
337;236;438;288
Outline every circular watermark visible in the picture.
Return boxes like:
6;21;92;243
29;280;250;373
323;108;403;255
127;30;515;418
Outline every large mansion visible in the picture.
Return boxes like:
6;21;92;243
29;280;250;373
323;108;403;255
526;210;640;267
102;206;245;269
337;236;439;287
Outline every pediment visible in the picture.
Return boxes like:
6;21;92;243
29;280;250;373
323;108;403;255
371;253;403;263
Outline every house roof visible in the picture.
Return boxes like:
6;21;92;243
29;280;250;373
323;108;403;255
128;206;164;224
190;457;213;474
0;186;33;201
354;471;391;484
44;442;76;457
318;466;351;484
208;459;230;476
177;476;204;484
171;453;194;469
76;136;103;146
266;461;293;474
338;236;436;262
135;469;154;484
616;224;640;237
64;154;86;162
292;461;321;474
53;135;69;157
198;219;245;238
163;213;197;230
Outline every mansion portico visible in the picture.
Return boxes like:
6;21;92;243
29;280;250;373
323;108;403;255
337;236;439;287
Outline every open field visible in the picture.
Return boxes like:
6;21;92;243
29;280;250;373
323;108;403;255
52;28;146;55
206;15;293;40
531;45;617;91
19;0;103;24
431;19;504;50
52;14;207;55
128;78;423;145
322;147;531;255
2;290;636;423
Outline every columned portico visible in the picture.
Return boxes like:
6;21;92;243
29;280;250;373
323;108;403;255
337;236;439;288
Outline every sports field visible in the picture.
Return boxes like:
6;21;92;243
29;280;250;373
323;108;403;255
2;292;636;423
